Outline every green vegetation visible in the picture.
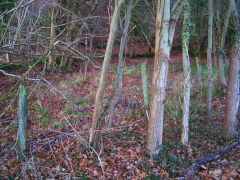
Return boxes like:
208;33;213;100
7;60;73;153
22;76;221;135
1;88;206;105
73;98;88;106
124;65;141;76
0;93;15;101
32;106;52;127
64;103;78;115
0;62;25;72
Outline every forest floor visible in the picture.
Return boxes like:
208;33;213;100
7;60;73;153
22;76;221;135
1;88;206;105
0;43;239;179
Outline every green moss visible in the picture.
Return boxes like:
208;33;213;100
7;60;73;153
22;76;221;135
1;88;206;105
0;94;15;101
65;103;78;115
73;98;87;106
7;123;17;132
124;65;140;76
41;118;51;127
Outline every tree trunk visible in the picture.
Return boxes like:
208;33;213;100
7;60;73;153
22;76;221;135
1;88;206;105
195;57;203;97
63;1;77;72
48;5;56;70
60;13;74;71
108;0;133;128
217;1;231;88
213;23;218;69
224;0;239;137
18;84;27;160
89;0;126;146
147;0;183;156
207;0;213;120
141;61;149;107
181;0;191;145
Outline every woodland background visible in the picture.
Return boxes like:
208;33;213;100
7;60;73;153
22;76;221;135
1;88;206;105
0;0;239;179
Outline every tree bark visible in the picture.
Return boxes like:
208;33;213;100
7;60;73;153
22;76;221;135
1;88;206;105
47;4;56;70
89;0;126;146
181;0;191;145
213;21;218;69
60;12;74;71
195;57;203;97
217;1;231;88
141;61;149;107
108;0;133;128
18;84;27;160
207;0;213;120
147;0;183;156
224;0;239;137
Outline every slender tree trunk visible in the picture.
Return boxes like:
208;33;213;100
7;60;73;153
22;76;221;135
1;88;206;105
213;24;218;69
207;0;213;120
18;84;27;160
7;30;12;63
147;0;183;156
195;57;203;98
181;0;191;145
61;1;77;71
224;0;239;137
48;5;56;70
169;0;184;47
108;0;133;128
60;14;73;70
217;2;231;88
89;0;126;146
141;61;149;107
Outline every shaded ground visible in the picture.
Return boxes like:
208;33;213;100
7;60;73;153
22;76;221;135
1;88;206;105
0;45;239;179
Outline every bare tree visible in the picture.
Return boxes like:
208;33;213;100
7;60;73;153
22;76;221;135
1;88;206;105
207;0;213;120
47;3;56;70
181;0;191;145
213;0;231;89
224;0;239;137
108;0;133;128
89;0;126;147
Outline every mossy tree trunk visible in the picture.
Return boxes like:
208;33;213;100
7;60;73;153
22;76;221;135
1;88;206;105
18;84;27;160
141;61;149;107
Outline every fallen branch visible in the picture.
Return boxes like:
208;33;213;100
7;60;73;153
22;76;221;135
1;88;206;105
184;138;240;175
